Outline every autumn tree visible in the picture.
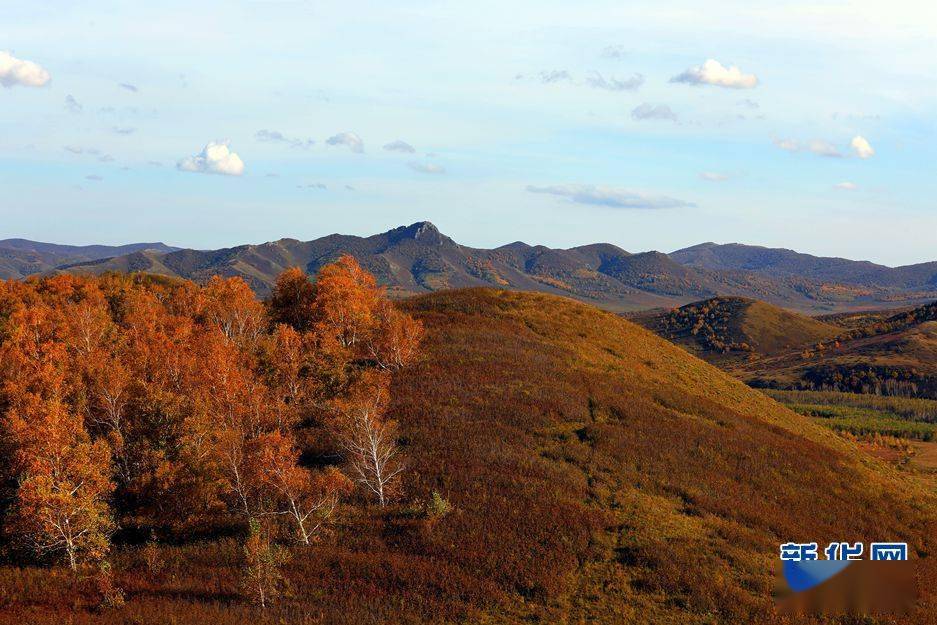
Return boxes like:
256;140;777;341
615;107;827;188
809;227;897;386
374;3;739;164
333;372;404;507
4;398;114;570
202;276;266;346
0;305;114;569
0;258;420;561
267;267;316;332
241;518;290;609
253;431;351;543
367;298;424;371
312;255;381;350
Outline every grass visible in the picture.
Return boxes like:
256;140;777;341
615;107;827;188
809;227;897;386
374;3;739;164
765;390;937;441
762;390;937;422
0;288;935;624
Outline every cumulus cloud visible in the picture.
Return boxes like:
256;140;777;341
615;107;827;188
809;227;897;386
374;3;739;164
587;72;644;91
255;129;315;149
326;131;364;153
631;103;677;122
118;82;138;92
851;135;875;159
383;140;416;153
0;51;51;88
65;94;82;113
408;161;446;174
671;59;758;89
699;172;729;182
834;181;858;190
773;138;842;157
526;184;693;209
177;140;245;176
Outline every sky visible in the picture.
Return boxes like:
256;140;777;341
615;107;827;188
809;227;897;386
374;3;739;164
1;1;935;266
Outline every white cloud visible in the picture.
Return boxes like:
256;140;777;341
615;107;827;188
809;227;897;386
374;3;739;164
0;51;51;88
834;181;858;190
177;140;245;176
256;129;315;149
383;140;416;153
699;172;729;182
773;138;842;157
408;161;446;174
526;184;693;209
326;131;364;153
539;70;572;84
631;103;677;121
805;140;842;157
851;135;875;159
671;59;758;89
587;72;644;91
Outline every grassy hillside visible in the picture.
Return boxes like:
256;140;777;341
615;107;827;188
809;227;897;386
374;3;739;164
635;296;841;365
0;289;934;624
742;302;937;398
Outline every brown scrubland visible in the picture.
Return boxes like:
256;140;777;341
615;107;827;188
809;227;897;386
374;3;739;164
0;269;933;624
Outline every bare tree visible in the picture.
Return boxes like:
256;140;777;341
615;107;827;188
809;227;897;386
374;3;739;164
336;375;404;507
342;410;404;507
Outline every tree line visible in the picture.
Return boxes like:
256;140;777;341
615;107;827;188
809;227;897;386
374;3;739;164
0;256;422;582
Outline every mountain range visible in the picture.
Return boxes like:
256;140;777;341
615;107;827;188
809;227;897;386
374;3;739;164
0;239;179;280
2;223;935;312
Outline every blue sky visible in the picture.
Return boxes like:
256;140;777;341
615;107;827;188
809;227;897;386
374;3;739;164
1;0;935;265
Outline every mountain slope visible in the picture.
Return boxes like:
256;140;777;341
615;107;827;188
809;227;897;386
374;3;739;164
672;242;937;290
0;239;178;280
1;289;934;624
635;296;842;365
741;301;937;398
53;222;937;312
385;289;935;623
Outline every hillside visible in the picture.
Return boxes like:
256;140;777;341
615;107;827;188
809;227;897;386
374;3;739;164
741;301;937;398
3;288;935;624
0;239;178;280
672;242;937;290
635;296;842;365
47;223;937;312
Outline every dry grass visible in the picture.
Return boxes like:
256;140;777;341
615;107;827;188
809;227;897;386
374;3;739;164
0;288;934;624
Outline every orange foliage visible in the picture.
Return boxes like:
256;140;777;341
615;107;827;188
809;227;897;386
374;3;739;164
0;259;421;565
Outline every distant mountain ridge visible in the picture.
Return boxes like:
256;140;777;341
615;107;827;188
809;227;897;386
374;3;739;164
671;242;937;289
0;239;179;280
3;224;935;313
